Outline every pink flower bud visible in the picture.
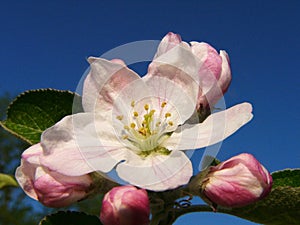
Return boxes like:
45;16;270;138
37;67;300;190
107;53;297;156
191;42;232;110
202;153;272;208
153;32;232;112
15;144;93;207
100;186;150;225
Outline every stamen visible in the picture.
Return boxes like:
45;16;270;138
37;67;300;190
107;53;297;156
139;127;147;136
120;100;173;155
116;115;123;120
131;101;135;107
161;102;167;108
165;112;171;118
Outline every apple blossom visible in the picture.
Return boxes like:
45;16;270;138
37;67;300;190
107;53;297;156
36;32;253;191
200;153;272;208
100;186;150;225
15;144;93;207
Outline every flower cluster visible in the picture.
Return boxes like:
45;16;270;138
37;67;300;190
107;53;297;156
17;32;252;193
14;32;272;225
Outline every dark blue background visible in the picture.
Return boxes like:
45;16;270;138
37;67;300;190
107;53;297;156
1;1;299;224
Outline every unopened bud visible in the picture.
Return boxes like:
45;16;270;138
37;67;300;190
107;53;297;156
100;186;150;225
190;153;272;208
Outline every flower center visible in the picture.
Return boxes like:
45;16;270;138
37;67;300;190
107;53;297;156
116;100;175;156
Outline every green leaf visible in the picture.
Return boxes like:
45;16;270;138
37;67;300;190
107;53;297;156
39;211;103;225
272;169;300;188
0;89;83;145
220;169;300;225
0;173;18;189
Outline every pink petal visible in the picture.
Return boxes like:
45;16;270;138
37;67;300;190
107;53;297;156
191;42;223;97
83;58;141;113
153;32;182;58
191;42;222;80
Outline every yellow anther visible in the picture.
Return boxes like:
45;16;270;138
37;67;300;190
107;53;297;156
144;104;149;111
168;121;174;126
150;109;156;115
130;123;136;129
156;121;161;127
165;112;171;118
116;115;123;120
139;127;146;136
122;135;129;139
161;102;167;108
124;125;130;130
131;101;135;107
133;111;139;117
142;120;147;126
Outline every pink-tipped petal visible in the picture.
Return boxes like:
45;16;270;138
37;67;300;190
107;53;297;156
154;32;182;58
191;42;222;80
83;58;141;113
40;113;127;176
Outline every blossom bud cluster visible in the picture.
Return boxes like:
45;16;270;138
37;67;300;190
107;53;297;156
13;32;272;225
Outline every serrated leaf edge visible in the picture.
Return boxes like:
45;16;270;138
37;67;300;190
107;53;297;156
271;168;300;175
0;120;34;145
0;88;80;145
5;88;77;117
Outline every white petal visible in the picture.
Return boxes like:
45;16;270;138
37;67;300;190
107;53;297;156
40;112;128;176
162;103;253;150
116;150;192;191
82;57;141;112
144;76;196;125
112;77;152;121
145;44;201;123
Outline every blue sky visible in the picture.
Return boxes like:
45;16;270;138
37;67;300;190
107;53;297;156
1;0;299;224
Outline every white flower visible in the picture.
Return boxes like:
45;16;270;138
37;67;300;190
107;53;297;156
39;33;253;191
